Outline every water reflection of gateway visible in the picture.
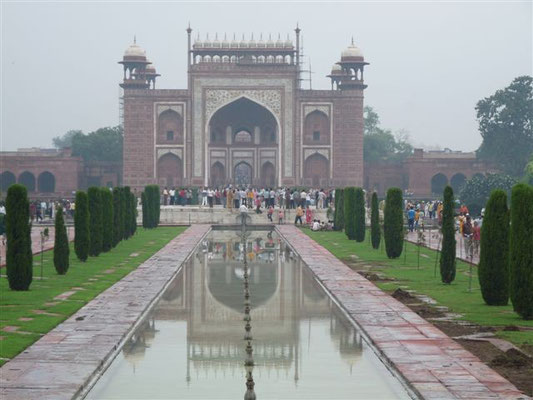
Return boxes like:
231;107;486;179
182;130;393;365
123;232;363;381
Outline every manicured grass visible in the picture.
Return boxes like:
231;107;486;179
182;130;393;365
303;229;533;347
0;226;185;366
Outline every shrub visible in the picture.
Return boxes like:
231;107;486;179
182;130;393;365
354;187;365;242
5;184;32;290
53;206;69;275
509;183;533;319
343;187;356;240
101;188;114;252
371;192;380;249
112;187;123;246
440;186;456;284
88;186;103;256
478;190;509;305
74;191;90;262
334;188;344;231
384;187;403;258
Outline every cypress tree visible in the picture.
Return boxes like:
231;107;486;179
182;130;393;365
101;188;114;252
343;187;356;240
130;191;137;236
53;206;69;275
509;183;533;319
88;186;103;257
112;187;123;246
440;186;456;284
384;187;403;258
153;185;160;227
141;191;148;228
478;190;509;305
371;192;381;249
74;190;90;262
354;187;366;242
334;188;344;231
122;186;131;239
5;184;33;290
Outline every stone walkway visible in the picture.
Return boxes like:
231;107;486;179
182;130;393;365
0;225;210;400
0;227;75;267
276;225;527;400
406;230;480;265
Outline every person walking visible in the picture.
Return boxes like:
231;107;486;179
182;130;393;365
294;205;304;225
463;214;473;259
407;206;415;232
278;209;284;224
472;220;481;256
201;187;208;207
227;188;234;210
267;206;274;222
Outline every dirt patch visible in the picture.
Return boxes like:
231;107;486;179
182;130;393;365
458;340;533;396
391;288;415;301
411;303;447;319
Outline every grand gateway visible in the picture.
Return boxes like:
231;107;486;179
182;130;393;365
120;26;367;192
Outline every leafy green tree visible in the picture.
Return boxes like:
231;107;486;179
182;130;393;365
384;187;403;258
343;187;356;240
440;186;456;284
354;187;365;242
74;191;90;261
476;76;533;177
460;173;516;216
88;187;103;256
524;154;533;185
53;126;123;162
478;190;509;305
100;188;114;252
112;187;123;246
370;192;381;249
509;183;533;319
53;206;69;275
334;188;344;231
363;106;413;163
5;184;32;290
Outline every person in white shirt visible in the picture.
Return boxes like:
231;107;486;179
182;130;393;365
312;220;320;231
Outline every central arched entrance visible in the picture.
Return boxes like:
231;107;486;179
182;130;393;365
207;97;279;186
234;162;252;186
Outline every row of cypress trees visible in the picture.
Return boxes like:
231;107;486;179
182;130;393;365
478;184;533;319
74;186;137;262
142;185;160;229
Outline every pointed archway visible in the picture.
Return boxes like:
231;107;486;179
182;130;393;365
157;153;183;188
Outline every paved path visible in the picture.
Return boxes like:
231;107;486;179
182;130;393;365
277;225;526;400
406;229;480;265
0;225;210;400
0;227;75;267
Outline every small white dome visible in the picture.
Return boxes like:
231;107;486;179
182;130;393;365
284;35;293;48
221;34;229;48
212;34;221;48
266;34;275;48
249;34;257;48
239;35;248;48
124;42;146;58
331;64;342;73
276;34;284;47
341;41;364;59
257;35;266;48
231;34;239;47
146;62;156;72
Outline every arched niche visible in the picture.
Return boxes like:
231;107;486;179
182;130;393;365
450;173;467;193
157;153;183;188
304;153;329;187
304;110;330;145
18;171;35;192
261;161;276;188
210;161;226;187
431;173;448;195
37;171;55;193
157;109;183;145
0;171;16;192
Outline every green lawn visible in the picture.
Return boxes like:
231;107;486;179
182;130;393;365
303;229;533;349
0;226;185;365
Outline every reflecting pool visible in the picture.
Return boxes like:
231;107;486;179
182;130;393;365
85;229;412;399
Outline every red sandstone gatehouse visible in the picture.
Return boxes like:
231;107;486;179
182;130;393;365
120;27;368;192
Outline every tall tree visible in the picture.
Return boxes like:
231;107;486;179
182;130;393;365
112;187;123;245
354;187;366;242
476;76;533;177
101;188;114;252
384;187;403;259
141;191;148;229
123;186;132;239
459;173;516;216
52;129;83;149
343;187;356;240
333;188;344;231
130;191;137;236
88;187;103;256
370;192;381;249
478;190;509;305
53;126;123;162
509;183;533;319
5;184;33;290
53;206;70;275
74;191;90;261
440;186;456;284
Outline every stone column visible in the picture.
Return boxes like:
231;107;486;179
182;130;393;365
254;126;261;145
226;126;232;145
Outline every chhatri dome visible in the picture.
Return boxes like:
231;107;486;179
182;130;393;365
123;38;146;59
341;38;364;60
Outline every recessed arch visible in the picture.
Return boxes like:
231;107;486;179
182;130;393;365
431;173;448;195
210;161;226;187
157;153;182;188
0;171;16;192
304;153;330;187
450;173;467;193
304;110;330;145
18;171;35;192
234;161;252;186
157;109;183;145
261;161;276;187
37;171;55;193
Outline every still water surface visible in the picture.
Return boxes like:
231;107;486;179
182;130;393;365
86;229;411;399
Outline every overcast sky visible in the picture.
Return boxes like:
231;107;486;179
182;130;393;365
1;1;531;152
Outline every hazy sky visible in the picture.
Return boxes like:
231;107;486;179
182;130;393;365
1;1;531;152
